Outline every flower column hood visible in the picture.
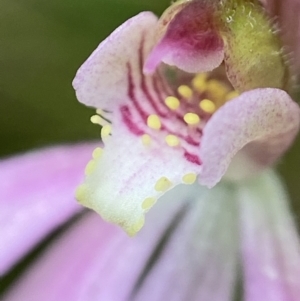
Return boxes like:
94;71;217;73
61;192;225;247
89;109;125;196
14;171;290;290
73;0;300;235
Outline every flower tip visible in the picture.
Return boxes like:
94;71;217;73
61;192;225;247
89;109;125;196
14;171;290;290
198;177;218;190
76;181;146;236
143;52;160;75
123;216;145;237
75;184;88;205
142;64;155;75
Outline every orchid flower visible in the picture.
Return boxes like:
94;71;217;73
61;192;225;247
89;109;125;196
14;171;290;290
73;0;299;236
1;0;300;300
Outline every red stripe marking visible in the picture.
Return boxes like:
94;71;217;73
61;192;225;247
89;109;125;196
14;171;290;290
120;105;144;136
138;38;168;118
126;36;202;148
127;63;148;121
184;152;202;165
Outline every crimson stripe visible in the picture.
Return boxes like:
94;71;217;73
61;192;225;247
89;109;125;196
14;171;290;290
141;77;168;117
127;63;148;121
139;38;169;117
184;152;202;165
126;36;202;148
128;62;200;147
120;105;144;136
152;75;189;125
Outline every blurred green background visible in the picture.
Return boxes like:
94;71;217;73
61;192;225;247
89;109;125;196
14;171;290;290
0;0;299;215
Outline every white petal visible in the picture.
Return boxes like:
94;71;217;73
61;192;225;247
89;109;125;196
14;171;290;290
78;117;200;236
199;88;300;187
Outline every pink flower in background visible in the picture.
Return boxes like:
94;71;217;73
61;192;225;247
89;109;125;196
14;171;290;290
1;1;300;301
2;145;300;301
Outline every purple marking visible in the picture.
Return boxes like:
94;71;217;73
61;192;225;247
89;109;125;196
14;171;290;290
184;152;202;165
120;105;144;136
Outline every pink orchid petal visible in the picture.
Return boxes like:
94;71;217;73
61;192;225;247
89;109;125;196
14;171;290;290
73;12;158;109
133;183;237;301
238;170;300;301
144;1;224;74
199;88;300;188
73;12;202;165
2;184;202;301
73;12;202;235
0;144;95;275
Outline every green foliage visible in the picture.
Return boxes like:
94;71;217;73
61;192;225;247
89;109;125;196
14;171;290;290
0;0;169;156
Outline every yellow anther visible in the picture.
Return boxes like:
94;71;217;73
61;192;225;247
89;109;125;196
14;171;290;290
165;96;180;110
225;90;239;101
91;114;108;127
127;216;145;237
147;114;161;130
192;73;208;92
101;125;112;138
182;173;197;184
90;115;102;125
155;177;172;192
75;184;87;203
96;109;104;115
184;113;200;125
199;99;216;114
92;147;103;159
206;80;229;100
178;85;193;99
85;160;96;176
142;197;156;210
165;134;180;147
142;134;151;146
